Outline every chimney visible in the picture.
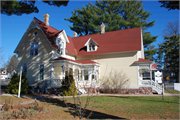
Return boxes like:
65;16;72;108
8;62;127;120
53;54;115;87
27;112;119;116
101;23;105;34
73;32;77;37
43;13;50;26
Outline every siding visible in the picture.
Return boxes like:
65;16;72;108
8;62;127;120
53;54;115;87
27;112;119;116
17;28;52;85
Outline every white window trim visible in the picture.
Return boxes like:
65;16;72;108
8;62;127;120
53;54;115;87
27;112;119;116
30;41;39;57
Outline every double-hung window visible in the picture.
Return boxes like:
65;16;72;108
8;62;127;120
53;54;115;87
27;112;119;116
30;42;39;56
39;64;44;80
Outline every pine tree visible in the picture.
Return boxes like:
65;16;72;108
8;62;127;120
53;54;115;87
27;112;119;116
159;35;179;82
6;73;30;94
65;0;157;49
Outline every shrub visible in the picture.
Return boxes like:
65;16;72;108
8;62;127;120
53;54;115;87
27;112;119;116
60;74;77;96
100;70;130;93
6;73;30;94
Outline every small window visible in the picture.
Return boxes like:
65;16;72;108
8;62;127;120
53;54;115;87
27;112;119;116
89;43;95;51
30;42;39;56
34;31;38;36
39;64;44;80
56;39;64;55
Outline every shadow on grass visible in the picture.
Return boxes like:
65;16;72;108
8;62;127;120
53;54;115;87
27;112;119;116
110;96;179;104
41;97;128;119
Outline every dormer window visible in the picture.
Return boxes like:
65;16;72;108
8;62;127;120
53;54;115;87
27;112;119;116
89;43;95;51
56;38;65;55
85;38;99;52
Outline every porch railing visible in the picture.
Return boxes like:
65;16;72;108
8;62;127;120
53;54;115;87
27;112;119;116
139;80;163;94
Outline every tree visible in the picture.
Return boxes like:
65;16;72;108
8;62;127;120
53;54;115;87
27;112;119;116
163;20;179;37
1;1;69;16
159;1;179;10
145;44;157;61
60;74;77;96
65;0;157;49
6;73;30;94
6;55;18;74
159;35;179;82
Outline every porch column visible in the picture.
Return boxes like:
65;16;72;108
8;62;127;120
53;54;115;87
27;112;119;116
51;63;54;86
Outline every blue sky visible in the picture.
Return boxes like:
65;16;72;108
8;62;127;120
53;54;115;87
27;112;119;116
0;0;179;68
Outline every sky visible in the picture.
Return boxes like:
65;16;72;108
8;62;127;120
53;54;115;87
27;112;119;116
0;0;179;68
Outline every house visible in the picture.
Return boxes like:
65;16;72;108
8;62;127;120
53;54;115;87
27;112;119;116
0;70;9;79
14;14;163;94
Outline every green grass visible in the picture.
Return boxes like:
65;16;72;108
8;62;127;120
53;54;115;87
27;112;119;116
165;89;180;94
0;95;179;119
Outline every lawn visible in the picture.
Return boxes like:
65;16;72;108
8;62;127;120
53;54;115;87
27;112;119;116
165;89;180;94
0;95;179;119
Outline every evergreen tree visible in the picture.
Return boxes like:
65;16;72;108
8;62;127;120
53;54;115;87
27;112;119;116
159;35;179;82
60;74;77;96
145;44;157;61
159;1;179;10
65;0;157;49
6;73;30;94
1;1;69;16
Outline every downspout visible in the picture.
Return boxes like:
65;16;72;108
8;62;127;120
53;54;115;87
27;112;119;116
137;52;139;88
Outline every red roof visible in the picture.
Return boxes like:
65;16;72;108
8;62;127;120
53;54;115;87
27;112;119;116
53;57;97;64
151;63;157;69
35;17;142;56
135;58;153;63
35;17;62;49
71;27;141;56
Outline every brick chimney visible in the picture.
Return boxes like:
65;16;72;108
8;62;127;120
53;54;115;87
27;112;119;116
43;13;50;26
73;32;77;37
101;23;105;34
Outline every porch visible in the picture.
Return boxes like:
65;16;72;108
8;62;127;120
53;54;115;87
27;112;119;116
50;57;100;91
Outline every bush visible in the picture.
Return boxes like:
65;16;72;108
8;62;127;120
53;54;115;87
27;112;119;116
101;70;130;93
60;74;77;96
6;73;30;94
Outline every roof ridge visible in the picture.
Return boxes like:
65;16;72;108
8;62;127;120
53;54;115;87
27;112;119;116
71;27;141;39
34;17;62;32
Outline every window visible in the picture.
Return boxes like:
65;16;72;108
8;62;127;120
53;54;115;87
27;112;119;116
34;31;38;36
39;64;44;80
89;43;95;51
84;69;89;81
22;64;27;74
30;42;39;56
56;39;64;55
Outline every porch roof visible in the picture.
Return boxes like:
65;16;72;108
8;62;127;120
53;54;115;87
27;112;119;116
52;57;98;64
135;58;153;63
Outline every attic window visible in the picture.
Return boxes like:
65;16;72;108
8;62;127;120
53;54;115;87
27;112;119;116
34;31;38;36
89;43;95;51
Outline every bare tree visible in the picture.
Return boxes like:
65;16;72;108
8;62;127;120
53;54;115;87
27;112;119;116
6;55;18;74
58;61;98;119
101;69;130;93
163;20;179;36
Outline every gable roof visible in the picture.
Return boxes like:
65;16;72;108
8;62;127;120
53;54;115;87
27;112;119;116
71;27;142;56
35;18;77;55
35;18;142;56
35;17;62;49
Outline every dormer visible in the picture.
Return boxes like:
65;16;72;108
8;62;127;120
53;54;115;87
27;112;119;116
55;30;69;56
85;38;99;52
